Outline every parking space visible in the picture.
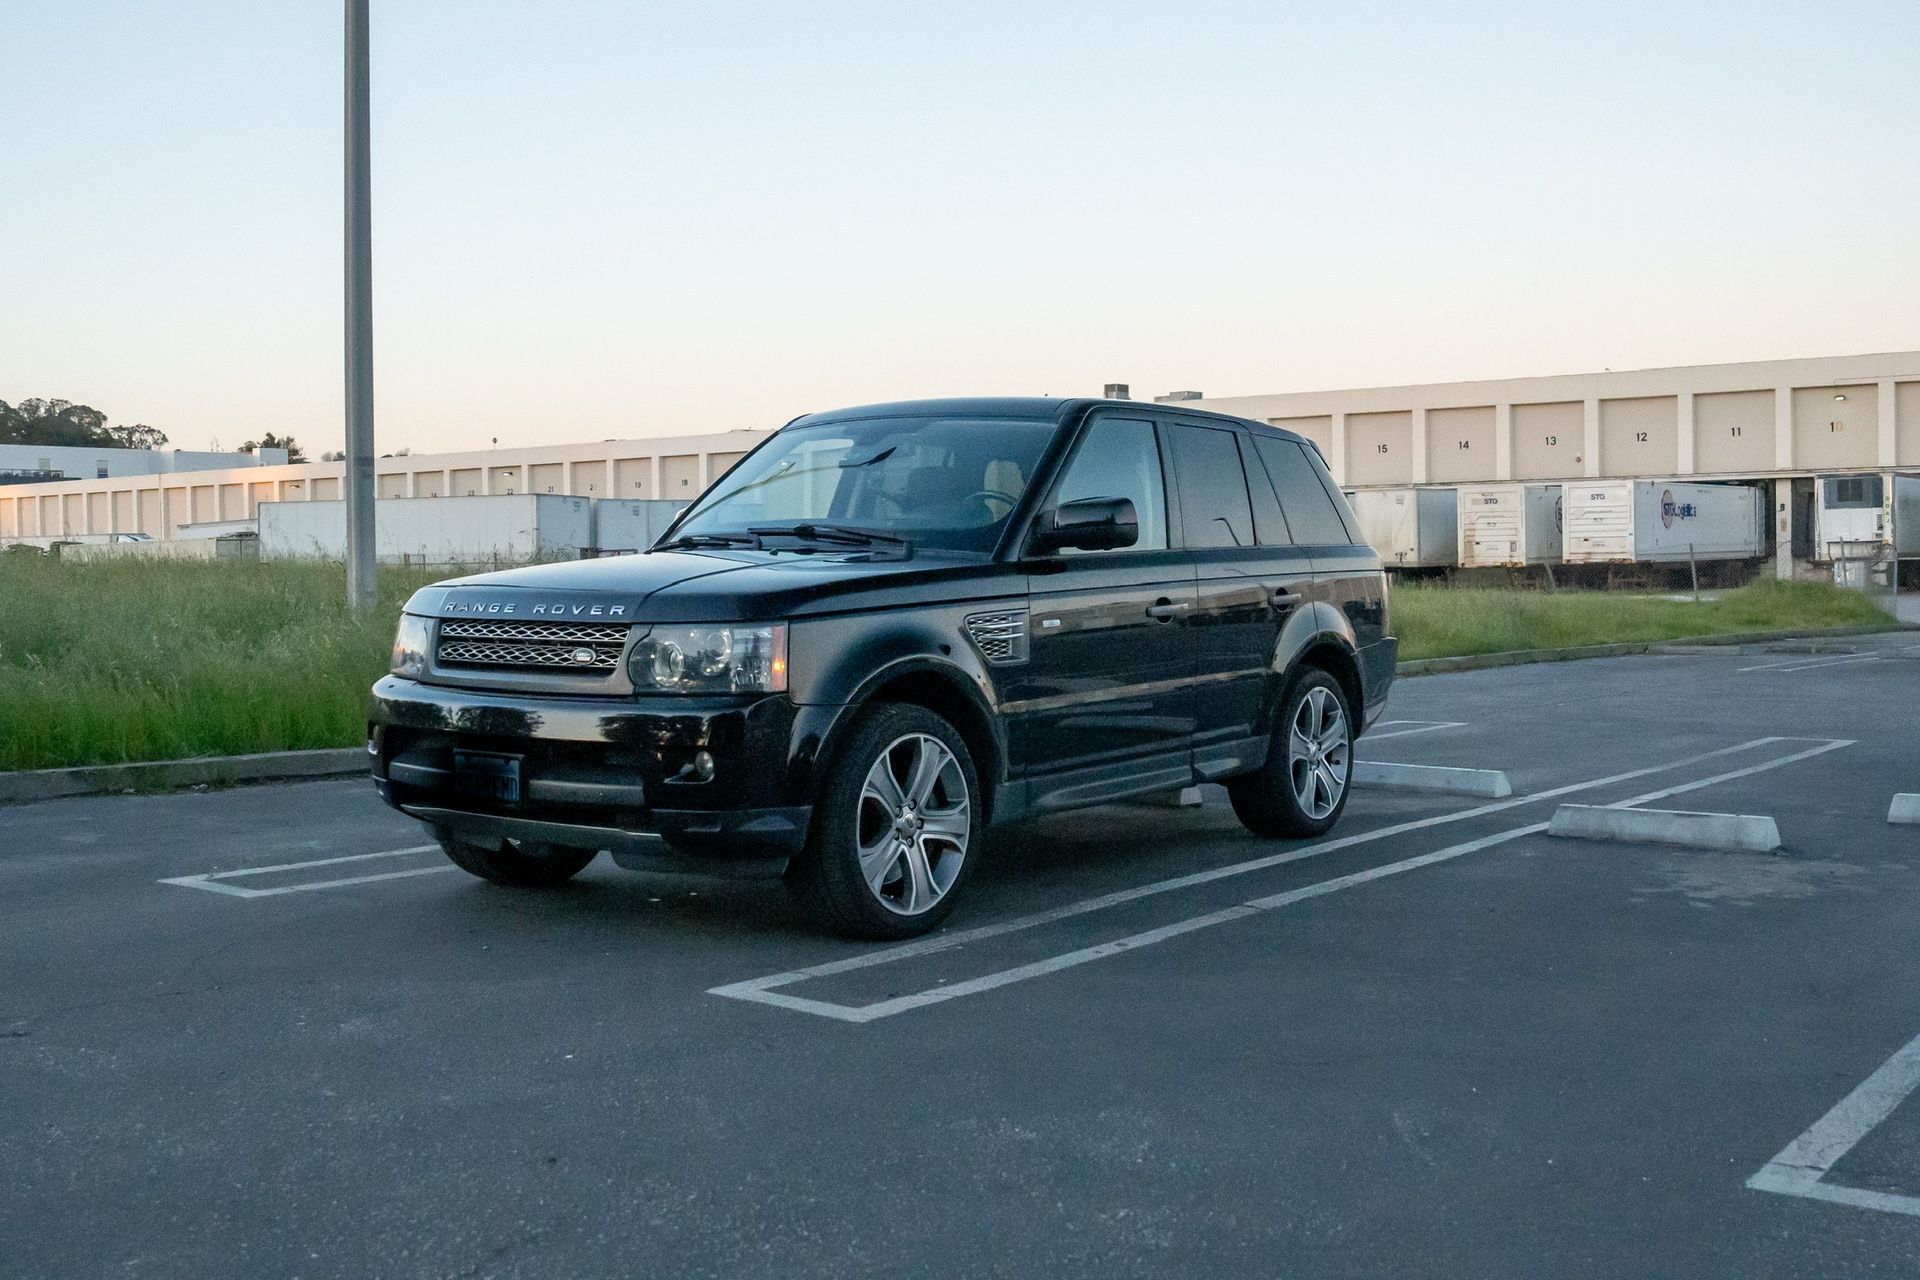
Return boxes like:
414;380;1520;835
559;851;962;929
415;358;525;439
4;643;1919;1277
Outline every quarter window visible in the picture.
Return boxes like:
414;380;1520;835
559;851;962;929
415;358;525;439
1051;417;1168;552
1169;424;1253;549
1253;437;1354;545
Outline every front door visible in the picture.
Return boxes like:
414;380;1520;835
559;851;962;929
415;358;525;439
1005;414;1195;783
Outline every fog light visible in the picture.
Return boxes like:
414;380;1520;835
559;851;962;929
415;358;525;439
692;750;716;782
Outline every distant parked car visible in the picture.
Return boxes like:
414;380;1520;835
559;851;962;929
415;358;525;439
369;397;1396;938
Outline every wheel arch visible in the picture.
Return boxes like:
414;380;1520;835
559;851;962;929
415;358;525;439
1271;601;1365;739
813;657;1006;824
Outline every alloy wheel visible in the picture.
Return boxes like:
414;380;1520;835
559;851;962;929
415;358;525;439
1286;686;1350;821
856;732;971;916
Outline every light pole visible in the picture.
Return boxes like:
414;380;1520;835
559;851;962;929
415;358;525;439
344;0;376;609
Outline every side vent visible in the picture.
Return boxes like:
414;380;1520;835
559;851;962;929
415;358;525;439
964;609;1030;665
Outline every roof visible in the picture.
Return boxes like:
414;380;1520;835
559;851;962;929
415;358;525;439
786;396;1302;442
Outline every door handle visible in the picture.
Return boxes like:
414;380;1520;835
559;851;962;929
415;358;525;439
1270;589;1303;611
1145;598;1188;622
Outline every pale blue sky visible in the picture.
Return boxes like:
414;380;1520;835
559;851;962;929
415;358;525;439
4;0;1917;453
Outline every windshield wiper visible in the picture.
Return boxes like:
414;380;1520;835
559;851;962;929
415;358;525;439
748;523;913;552
655;531;762;551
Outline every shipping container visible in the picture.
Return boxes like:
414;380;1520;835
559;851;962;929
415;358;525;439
258;494;593;564
1562;480;1765;564
1347;488;1458;568
1456;484;1563;567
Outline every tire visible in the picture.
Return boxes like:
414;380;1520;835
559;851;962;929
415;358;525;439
436;835;598;888
788;703;982;940
1228;668;1354;839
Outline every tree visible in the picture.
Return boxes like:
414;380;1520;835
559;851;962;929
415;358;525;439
238;432;308;463
0;399;168;450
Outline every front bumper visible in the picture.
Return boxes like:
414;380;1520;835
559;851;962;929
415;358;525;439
368;675;814;868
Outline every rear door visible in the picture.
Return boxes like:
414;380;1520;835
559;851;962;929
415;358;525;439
1250;434;1389;704
1162;421;1275;764
1006;413;1196;781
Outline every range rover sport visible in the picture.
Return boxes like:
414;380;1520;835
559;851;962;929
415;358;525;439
370;397;1396;938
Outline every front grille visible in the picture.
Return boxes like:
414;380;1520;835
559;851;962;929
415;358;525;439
964;609;1029;665
436;619;629;673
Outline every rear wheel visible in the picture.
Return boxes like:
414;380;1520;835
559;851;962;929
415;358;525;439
436;835;598;887
1228;668;1353;838
788;703;980;940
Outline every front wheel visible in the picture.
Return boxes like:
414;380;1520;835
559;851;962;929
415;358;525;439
788;703;981;940
437;835;598;887
1228;669;1353;838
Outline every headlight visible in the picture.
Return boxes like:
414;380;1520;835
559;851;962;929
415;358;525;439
628;623;787;694
391;614;433;678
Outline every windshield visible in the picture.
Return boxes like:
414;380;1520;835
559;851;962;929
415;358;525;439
669;414;1057;554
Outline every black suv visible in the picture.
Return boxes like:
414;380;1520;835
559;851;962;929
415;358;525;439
370;398;1395;938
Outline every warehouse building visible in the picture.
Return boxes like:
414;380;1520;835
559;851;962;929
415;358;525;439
1170;351;1920;487
0;429;769;544
0;443;285;486
1170;351;1920;579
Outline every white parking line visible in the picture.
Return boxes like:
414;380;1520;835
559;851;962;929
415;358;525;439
1738;653;1882;674
710;736;1835;1022
1748;1027;1920;1219
1363;720;1469;742
160;845;447;898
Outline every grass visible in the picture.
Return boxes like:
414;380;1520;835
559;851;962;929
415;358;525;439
1392;578;1894;662
0;556;442;773
0;558;1899;772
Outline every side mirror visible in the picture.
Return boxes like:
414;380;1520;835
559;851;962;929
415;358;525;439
1032;496;1138;554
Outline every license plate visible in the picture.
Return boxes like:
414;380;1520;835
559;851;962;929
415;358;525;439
453;751;523;805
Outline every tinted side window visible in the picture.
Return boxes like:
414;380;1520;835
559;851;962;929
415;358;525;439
1253;437;1353;545
1169;425;1254;548
1051;416;1169;552
1237;434;1291;545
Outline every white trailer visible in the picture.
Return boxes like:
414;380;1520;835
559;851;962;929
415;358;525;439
1562;480;1765;564
1457;484;1563;567
1898;474;1920;556
1347;488;1457;568
591;499;686;553
259;494;593;564
1814;474;1887;559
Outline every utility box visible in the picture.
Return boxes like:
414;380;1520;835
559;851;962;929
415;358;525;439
1563;480;1765;564
259;494;593;564
1347;488;1458;568
1457;484;1563;567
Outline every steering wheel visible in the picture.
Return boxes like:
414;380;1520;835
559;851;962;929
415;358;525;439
959;488;1021;518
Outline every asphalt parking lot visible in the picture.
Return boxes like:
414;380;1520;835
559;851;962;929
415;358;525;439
5;634;1920;1279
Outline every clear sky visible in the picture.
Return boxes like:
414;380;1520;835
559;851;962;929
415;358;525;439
4;0;1917;454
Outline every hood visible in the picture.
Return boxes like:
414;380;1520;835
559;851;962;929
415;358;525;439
402;547;1022;622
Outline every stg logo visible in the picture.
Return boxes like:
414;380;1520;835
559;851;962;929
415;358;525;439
1659;488;1697;528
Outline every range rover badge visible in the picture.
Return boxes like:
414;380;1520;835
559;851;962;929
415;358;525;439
571;647;597;665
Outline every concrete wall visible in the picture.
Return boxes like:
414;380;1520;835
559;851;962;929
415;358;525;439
1426;406;1495;484
1344;411;1412;486
1512;402;1583;480
1791;384;1879;471
1599;396;1679;477
1693;389;1775;473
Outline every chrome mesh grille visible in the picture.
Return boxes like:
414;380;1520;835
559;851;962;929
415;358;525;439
436;619;629;673
964;609;1029;665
